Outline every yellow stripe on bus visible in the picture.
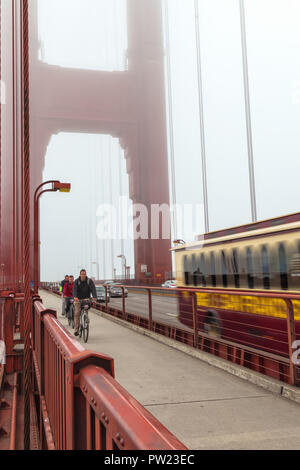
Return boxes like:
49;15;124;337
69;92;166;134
191;292;300;321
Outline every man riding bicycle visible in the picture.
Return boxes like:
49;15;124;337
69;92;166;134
73;269;97;337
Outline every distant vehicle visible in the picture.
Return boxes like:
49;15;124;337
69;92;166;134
161;280;177;289
103;280;116;292
96;286;110;303
109;283;128;298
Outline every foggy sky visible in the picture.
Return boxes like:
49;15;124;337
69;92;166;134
37;0;300;281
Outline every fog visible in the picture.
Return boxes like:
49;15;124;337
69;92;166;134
34;0;300;281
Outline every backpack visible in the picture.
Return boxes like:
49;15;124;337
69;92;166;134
77;277;91;287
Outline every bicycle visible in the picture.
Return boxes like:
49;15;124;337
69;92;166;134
66;298;74;329
79;300;91;343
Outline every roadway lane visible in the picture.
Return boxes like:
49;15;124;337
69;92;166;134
41;290;300;450
108;290;191;330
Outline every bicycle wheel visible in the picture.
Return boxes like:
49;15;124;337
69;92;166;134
83;315;89;343
70;305;75;329
79;314;83;338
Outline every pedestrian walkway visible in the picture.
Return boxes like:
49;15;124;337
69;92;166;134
41;290;300;450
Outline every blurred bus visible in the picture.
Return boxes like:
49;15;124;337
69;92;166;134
173;212;300;356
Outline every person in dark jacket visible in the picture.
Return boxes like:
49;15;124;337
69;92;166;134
60;275;69;316
73;269;97;336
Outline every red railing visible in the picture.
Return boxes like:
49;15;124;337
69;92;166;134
0;292;25;449
41;283;300;387
31;297;187;450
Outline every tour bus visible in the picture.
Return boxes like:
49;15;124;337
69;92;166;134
173;212;300;356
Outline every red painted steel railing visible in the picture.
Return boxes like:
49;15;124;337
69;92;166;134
42;283;300;387
0;293;24;449
31;297;187;450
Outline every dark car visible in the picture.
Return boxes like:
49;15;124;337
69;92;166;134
96;285;110;303
109;283;128;298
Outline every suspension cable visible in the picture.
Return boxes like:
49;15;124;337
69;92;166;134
194;0;209;233
163;0;178;240
239;0;257;222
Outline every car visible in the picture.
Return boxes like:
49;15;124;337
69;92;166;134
161;280;177;289
109;283;128;298
96;285;110;303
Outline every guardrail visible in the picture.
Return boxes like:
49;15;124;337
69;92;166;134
31;296;187;450
0;292;24;374
41;283;300;387
0;292;24;449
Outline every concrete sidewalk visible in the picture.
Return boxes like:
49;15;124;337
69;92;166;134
41;290;300;450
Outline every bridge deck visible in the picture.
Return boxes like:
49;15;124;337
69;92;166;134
42;290;300;450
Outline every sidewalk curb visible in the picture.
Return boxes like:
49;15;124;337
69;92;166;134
93;307;300;405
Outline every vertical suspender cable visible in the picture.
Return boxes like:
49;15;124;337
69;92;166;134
100;137;106;280
194;0;209;233
21;0;31;451
239;0;257;222
164;0;178;240
94;146;99;278
108;139;115;279
118;146;125;270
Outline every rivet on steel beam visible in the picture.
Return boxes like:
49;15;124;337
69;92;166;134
101;413;105;420
120;438;125;447
116;433;121;441
105;416;109;424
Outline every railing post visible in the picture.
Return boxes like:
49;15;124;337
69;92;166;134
192;293;199;349
3;296;15;373
105;286;108;312
285;298;297;386
121;287;127;321
147;289;153;331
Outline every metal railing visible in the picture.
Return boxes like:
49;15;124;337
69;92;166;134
31;296;187;450
42;283;300;387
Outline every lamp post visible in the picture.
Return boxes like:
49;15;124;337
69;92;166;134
117;255;127;280
34;181;71;294
92;261;100;281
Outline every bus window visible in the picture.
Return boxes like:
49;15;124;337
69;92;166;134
279;243;288;290
200;254;206;287
210;253;217;287
246;247;254;289
184;256;191;286
232;249;240;288
221;251;228;288
192;254;199;287
261;245;270;290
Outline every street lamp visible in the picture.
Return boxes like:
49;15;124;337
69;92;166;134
34;180;71;294
117;254;127;280
92;261;100;281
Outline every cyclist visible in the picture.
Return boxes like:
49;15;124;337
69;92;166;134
63;275;75;321
73;269;97;337
60;275;69;316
